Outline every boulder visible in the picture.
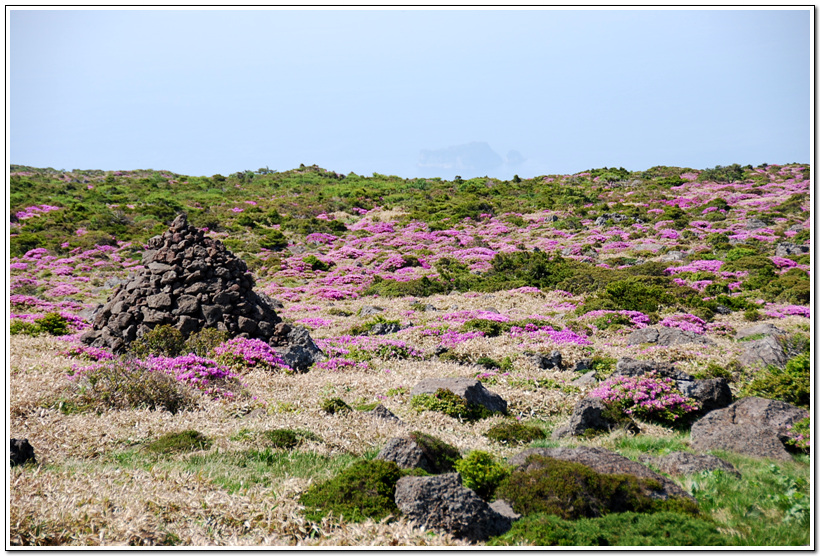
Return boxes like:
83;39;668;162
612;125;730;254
508;446;692;501
377;437;433;473
371;404;402;423
10;438;36;466
735;323;786;340
394;473;514;541
627;326;714;346
275;325;324;372
551;397;636;439
643;452;740;478
775;242;809;258
529;350;563;370
410;378;507;415
690;397;809;461
570;370;598;387
359;305;384;316
615;357;689;382
739;336;787;370
369;322;402;335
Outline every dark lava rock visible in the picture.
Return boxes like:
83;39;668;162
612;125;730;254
394;473;514;541
410;378;507;415
690;397;809;461
739;336;788;370
643;452;741;478
551;397;637;439
10;438;36;467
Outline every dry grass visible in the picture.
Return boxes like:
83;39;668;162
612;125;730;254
8;289;810;546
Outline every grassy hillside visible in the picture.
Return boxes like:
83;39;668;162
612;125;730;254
8;162;811;546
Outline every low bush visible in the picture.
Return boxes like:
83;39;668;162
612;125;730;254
495;455;698;520
484;421;547;445
183;328;230;357
410;388;496;421
10;313;72;337
462;319;510;337
407;431;461;473
299;459;403;523
743;353;810;408
489;511;725;546
321;397;352;415
453;450;509;499
129;325;186;358
144;430;212;454
72;358;200;414
262;428;322;450
785;417;810;452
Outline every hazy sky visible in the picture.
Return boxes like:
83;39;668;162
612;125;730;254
10;8;811;179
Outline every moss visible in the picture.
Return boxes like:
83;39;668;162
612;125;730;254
407;431;462;473
495;455;698;520
484;421;547;445
144;430;211;454
299;459;403;523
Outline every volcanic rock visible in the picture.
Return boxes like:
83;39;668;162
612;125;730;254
690;397;808;461
410;378;507;415
10;438;36;466
394;473;514;541
641;452;741;478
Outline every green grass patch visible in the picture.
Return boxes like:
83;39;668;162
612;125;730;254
144;430;212;454
489;511;727;546
484;421;547;445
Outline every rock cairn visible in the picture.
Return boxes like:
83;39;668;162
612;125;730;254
82;214;284;353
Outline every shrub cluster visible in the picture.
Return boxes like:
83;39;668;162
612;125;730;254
743;353;810;408
589;372;699;425
453;450;509;499
484;421;547;445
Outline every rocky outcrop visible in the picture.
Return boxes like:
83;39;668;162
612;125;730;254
627;326;714;346
80;214;284;353
775;242;809;258
410;378;507;415
739;336;788;370
551;397;637;439
10;438;36;466
735;324;786;340
528;350;563;370
371;404;401;423
690;397;808;461
394;473;515;541
641;452;740;478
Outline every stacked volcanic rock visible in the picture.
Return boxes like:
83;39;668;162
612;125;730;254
81;214;284;353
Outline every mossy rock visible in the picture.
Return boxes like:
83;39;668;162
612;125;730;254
484;421;547;445
407;431;462;473
321;397;352;415
299;459;403;523
410;388;495;421
495;455;699;520
262;428;322;449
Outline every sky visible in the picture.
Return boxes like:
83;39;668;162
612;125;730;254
9;8;812;180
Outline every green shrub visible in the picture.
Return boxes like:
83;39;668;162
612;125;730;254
454;450;509;499
11;313;72;336
36;312;72;336
184;328;230;357
328;308;353;317
743;353;810;408
303;254;330;272
144;430;212;454
363;275;451;298
744;308;762;322
484;421;547;445
262;428;321;449
299;459;403;523
725;247;759;262
10;320;41;336
495;455;698;520
258;229;288;251
129;325;186;357
321;397;352;415
462;319;511;337
489;511;725;546
410;388;497;421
